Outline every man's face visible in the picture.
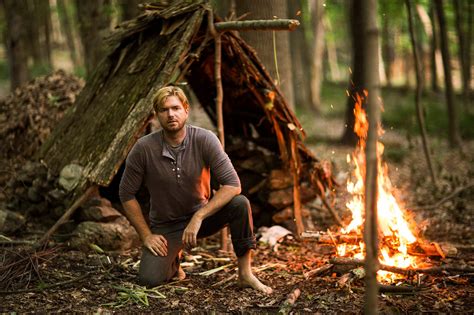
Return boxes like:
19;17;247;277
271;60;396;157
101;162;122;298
157;95;189;132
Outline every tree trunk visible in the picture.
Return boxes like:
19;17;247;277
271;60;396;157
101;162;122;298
3;0;29;90
406;0;438;186
434;0;462;148
119;0;141;22
324;16;341;82
38;0;53;68
24;0;42;66
381;13;395;86
236;0;295;109
429;2;441;92
57;0;81;67
75;0;111;79
453;0;471;110
288;0;312;110
361;0;380;312
309;0;326;113
341;0;365;146
416;4;436;92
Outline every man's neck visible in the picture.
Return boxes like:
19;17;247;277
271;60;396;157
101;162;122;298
163;126;186;147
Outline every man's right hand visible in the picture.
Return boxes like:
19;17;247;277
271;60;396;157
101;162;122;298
143;234;168;256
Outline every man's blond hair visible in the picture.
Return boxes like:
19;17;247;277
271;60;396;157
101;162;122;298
153;86;190;113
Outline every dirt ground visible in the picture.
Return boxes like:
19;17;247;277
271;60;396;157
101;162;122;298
1;106;473;313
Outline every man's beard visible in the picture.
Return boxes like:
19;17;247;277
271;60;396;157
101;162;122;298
162;120;186;132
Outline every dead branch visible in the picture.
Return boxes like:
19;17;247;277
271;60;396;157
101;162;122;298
36;186;96;248
279;288;301;315
409;182;474;211
0;272;91;295
321;197;344;226
0;240;35;246
330;258;474;276
303;264;334;279
215;19;300;32
378;284;427;294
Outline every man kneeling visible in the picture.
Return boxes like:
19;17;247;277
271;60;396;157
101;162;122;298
119;86;272;294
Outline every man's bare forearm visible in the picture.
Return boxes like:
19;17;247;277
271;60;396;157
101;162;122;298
194;185;241;220
122;199;152;242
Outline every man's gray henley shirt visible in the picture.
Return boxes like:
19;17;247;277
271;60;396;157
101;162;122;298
119;125;240;227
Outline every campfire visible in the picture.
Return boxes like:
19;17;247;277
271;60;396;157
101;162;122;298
335;92;426;283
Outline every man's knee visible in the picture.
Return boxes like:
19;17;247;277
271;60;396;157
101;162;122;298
230;195;251;214
138;267;169;288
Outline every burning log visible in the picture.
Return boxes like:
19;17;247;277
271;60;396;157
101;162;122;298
330;258;474;276
409;241;458;258
301;231;362;244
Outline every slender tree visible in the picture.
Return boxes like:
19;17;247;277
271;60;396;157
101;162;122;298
406;0;438;186
288;0;312;110
453;0;471;110
309;0;326;113
361;0;380;312
429;2;441;92
236;0;295;109
341;0;365;145
119;0;141;22
3;0;29;90
360;0;380;314
75;0;111;79
434;0;462;148
57;0;81;67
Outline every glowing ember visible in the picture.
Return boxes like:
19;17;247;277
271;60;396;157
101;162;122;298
338;91;422;282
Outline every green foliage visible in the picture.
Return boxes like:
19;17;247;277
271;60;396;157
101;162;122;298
105;284;166;308
380;87;469;139
30;63;53;78
0;58;9;81
298;82;474;143
73;66;86;79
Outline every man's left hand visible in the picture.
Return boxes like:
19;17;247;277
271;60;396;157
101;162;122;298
182;215;202;248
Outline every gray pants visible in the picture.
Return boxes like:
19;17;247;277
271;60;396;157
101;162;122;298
138;195;256;287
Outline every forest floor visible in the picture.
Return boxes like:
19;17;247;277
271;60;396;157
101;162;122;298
1;110;473;313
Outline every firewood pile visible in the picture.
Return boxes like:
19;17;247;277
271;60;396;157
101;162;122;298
0;70;84;160
227;142;327;230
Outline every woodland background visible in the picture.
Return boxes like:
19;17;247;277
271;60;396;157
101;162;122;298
0;0;473;313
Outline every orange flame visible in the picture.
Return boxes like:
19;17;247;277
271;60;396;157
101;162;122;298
339;92;421;282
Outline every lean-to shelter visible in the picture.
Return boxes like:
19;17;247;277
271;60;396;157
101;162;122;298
39;0;335;234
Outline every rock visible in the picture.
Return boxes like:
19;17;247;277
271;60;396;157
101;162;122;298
47;188;67;201
272;206;311;224
59;164;84;191
82;196;112;209
27;187;42;203
69;216;139;251
0;208;26;234
80;206;123;222
268;169;293;190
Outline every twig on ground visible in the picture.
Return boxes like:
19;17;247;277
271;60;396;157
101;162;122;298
303;264;334;279
278;288;301;315
0;272;91;295
409;182;474;211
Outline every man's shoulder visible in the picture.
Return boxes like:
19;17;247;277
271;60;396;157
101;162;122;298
135;131;162;148
187;124;216;140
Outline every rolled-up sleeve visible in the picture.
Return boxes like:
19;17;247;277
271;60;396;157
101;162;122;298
119;142;145;203
204;132;240;188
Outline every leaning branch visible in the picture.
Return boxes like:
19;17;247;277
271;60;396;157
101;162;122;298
215;19;299;32
330;258;474;275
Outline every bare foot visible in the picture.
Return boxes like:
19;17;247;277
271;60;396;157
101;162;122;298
238;274;273;294
172;266;186;281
